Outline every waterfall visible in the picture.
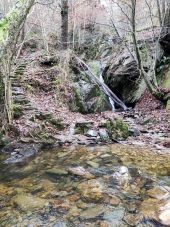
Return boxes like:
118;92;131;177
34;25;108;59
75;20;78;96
99;72;115;111
75;56;128;111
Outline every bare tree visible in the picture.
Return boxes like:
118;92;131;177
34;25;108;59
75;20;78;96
0;0;35;126
61;0;69;49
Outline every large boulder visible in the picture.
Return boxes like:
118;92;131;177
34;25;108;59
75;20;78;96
70;61;111;113
103;49;146;107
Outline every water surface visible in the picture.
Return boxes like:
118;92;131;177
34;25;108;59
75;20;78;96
0;144;170;226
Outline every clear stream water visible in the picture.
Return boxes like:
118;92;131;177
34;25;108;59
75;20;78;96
0;144;170;227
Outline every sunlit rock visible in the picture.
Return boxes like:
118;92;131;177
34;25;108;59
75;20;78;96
68;166;94;179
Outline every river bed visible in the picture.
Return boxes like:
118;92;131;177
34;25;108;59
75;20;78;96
0;144;170;226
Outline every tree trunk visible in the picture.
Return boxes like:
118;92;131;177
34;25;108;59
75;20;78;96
0;0;35;125
156;0;162;26
61;0;69;50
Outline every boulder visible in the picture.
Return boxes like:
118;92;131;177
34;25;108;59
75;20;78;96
103;48;146;106
70;60;111;113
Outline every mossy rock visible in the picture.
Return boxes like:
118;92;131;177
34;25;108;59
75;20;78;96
74;121;93;134
35;112;66;130
101;118;129;140
71;81;111;114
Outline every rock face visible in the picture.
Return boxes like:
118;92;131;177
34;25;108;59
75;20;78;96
103;48;146;106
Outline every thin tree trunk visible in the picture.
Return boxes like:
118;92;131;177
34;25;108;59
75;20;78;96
0;0;35;125
156;0;162;26
61;0;69;50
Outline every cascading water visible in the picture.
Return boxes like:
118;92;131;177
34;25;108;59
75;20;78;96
99;72;115;111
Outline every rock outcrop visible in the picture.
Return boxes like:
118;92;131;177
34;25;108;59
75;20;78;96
103;48;146;107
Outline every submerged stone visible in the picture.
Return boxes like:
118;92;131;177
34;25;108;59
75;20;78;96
87;161;99;168
78;179;104;201
103;207;125;222
79;205;105;220
68;166;94;179
46;168;68;177
11;194;48;211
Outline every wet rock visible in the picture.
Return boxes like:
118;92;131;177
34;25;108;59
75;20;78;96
79;205;105;220
85;130;98;137
3;143;40;164
78;179;104;201
68;166;94;179
110;166;131;187
46;168;68;177
11;194;48;211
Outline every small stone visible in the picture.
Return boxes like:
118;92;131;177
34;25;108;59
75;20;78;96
79;205;104;220
87;161;99;168
46;168;68;177
68;166;94;179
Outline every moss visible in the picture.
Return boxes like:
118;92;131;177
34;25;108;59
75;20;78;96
48;118;66;130
102;118;129;140
166;100;170;110
163;67;170;88
0;76;4;104
0;8;20;42
72;86;86;113
0;133;9;147
12;103;23;119
35;112;66;130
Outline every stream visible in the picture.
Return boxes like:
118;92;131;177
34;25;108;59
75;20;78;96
0;144;170;226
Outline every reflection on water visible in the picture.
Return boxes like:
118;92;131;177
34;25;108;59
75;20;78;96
0;144;170;227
